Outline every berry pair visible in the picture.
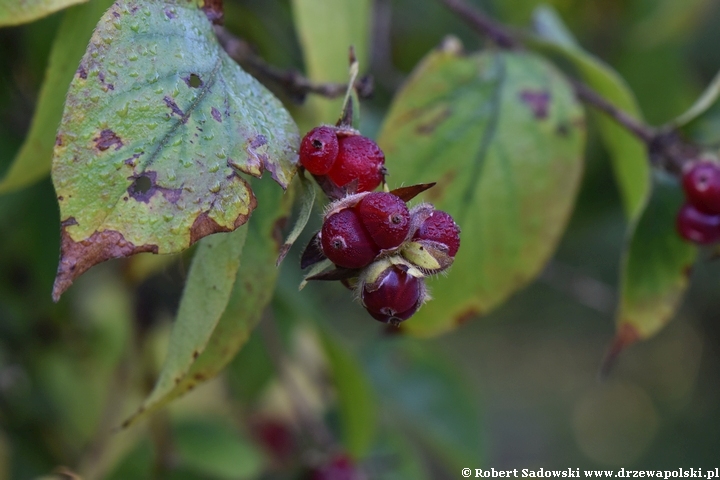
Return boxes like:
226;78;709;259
307;190;460;325
300;126;386;196
677;160;720;244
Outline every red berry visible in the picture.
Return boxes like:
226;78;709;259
311;454;362;480
251;418;295;461
676;203;720;244
356;192;410;250
321;209;379;269
362;265;422;324
682;160;720;214
300;126;339;175
413;210;460;257
327;135;385;193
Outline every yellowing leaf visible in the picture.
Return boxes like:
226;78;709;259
51;0;298;301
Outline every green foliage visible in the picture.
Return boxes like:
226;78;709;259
0;0;114;194
0;0;88;26
615;172;697;344
378;44;585;336
3;0;720;476
50;0;298;300
530;5;650;220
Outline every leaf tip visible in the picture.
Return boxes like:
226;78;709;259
599;323;640;379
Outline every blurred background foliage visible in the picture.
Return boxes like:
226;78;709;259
1;0;720;478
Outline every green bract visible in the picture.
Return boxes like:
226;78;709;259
50;0;298;301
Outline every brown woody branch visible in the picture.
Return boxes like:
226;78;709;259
214;26;373;104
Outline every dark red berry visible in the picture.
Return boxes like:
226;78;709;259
327;135;385;193
321;209;379;269
676;203;720;244
413;210;460;256
300;126;339;175
356;192;410;249
682;160;720;214
251;418;295;462
362;266;422;324
311;454;362;480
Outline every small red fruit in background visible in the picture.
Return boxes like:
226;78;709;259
310;454;364;480
361;265;423;324
320;209;379;269
300;126;340;175
327;135;385;193
413;210;461;257
676;203;720;244
682;160;720;215
356;192;410;249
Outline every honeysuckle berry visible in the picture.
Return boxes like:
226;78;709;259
300;126;339;175
413;210;461;257
361;261;425;325
327;135;385;193
320;208;379;269
356;192;410;249
311;454;364;480
676;203;720;244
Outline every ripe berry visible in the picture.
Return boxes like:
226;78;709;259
310;454;363;480
413;210;460;256
682;160;720;214
327;135;385;193
362;265;423;324
356;192;410;249
676;203;720;244
300;126;339;175
321;209;379;269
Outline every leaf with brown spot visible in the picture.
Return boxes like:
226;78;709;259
377;46;585;337
51;0;298;300
609;172;697;366
0;0;114;193
122;178;292;428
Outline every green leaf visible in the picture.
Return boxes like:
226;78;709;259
320;333;377;458
173;419;265;480
673;70;720;148
0;0;88;26
123;224;247;428
51;0;298;301
377;45;585;337
290;0;371;126
363;339;482;471
276;173;315;266
609;172;697;360
0;0;114;194
530;5;649;220
122;177;292;428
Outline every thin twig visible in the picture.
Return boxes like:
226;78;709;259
214;27;373;104
439;0;519;49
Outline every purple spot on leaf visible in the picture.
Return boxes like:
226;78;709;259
519;90;551;119
211;107;222;122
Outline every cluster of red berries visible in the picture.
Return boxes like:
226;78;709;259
299;126;460;326
677;160;720;244
300;125;386;199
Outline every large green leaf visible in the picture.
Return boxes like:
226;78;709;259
377;45;585;337
0;0;87;26
123;224;247;427
610;172;697;356
122;177;292;428
530;5;649;220
0;0;113;194
320;333;377;458
51;0;298;301
290;0;371;126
